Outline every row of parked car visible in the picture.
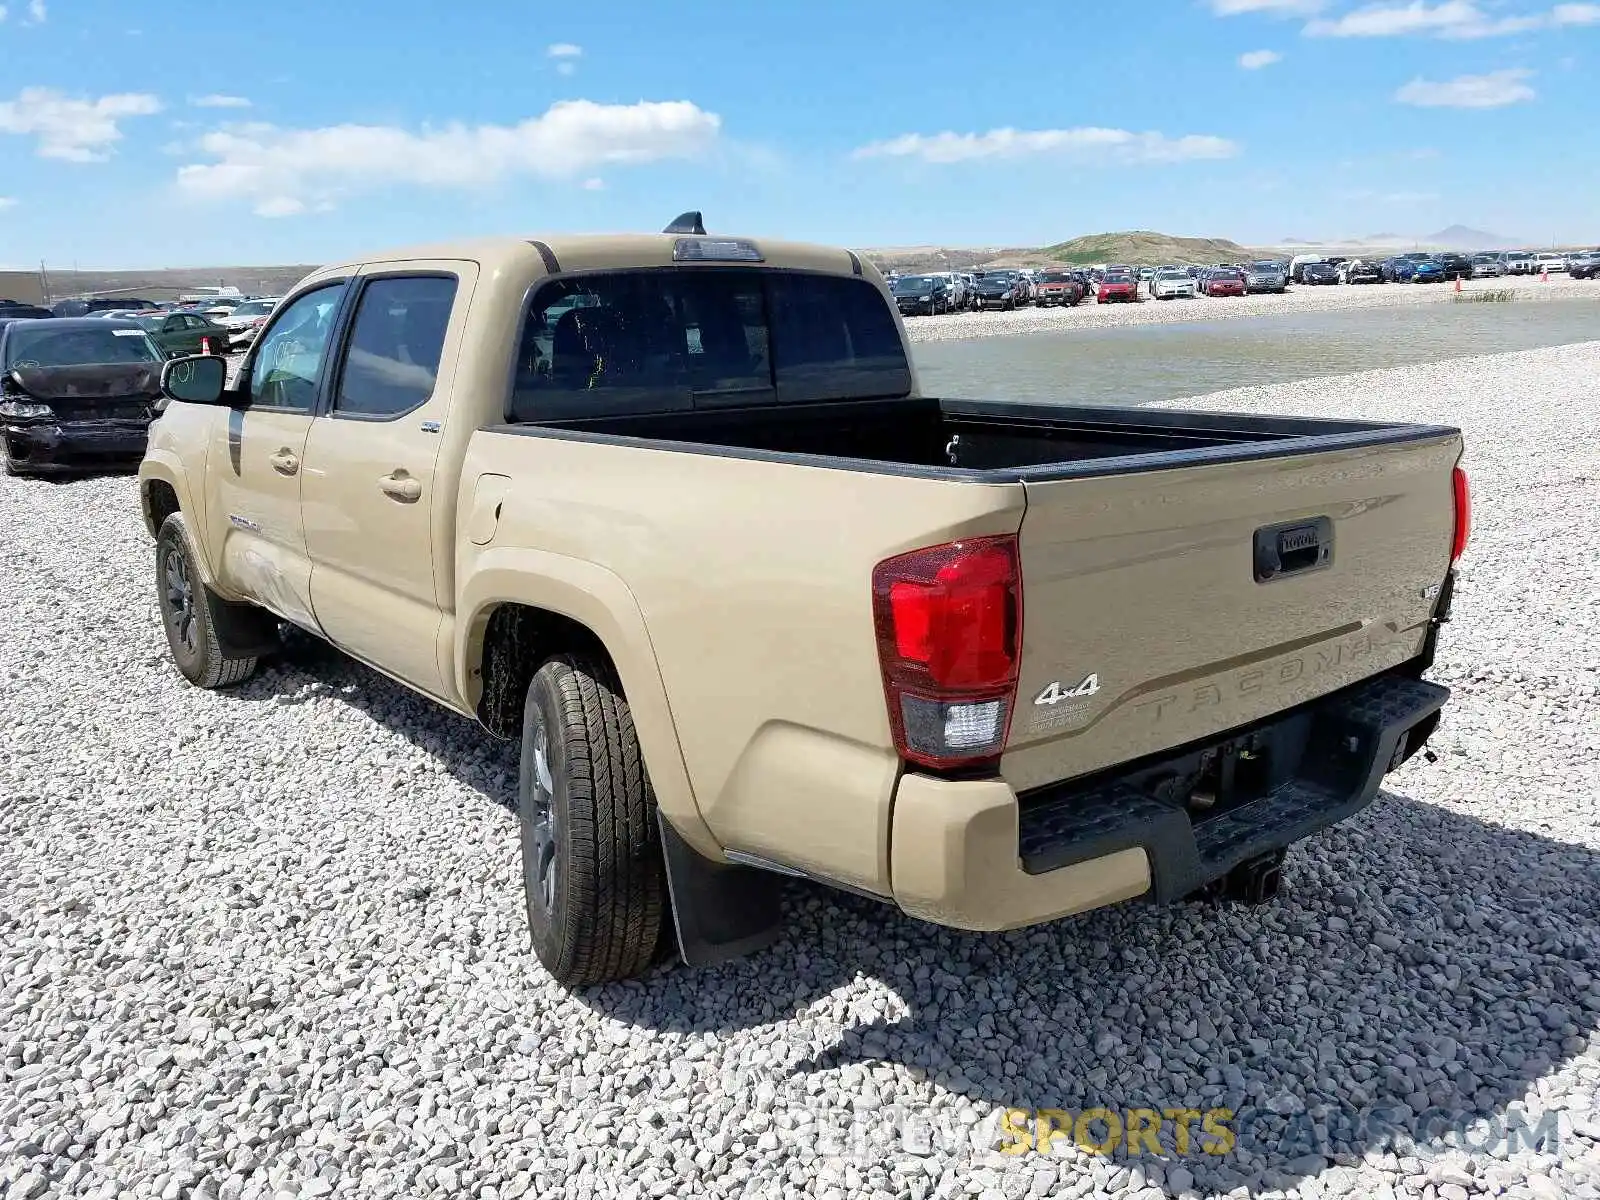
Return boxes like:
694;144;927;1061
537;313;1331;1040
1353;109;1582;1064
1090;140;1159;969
884;246;1600;318
0;292;282;354
1317;249;1600;284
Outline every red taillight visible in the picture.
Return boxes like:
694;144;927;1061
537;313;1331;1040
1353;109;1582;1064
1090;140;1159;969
1451;464;1470;562
872;536;1022;770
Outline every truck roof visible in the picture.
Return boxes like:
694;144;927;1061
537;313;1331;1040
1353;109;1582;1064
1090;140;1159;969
320;234;870;281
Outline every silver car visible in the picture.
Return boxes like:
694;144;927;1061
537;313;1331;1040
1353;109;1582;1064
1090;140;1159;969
1243;261;1288;294
1469;254;1504;279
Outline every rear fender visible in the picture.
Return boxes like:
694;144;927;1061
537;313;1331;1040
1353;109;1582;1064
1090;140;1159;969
456;547;715;857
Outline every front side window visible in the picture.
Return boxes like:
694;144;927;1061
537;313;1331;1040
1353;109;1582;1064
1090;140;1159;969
248;283;346;412
333;276;458;417
509;268;910;422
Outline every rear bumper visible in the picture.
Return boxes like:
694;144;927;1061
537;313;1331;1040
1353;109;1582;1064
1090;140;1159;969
889;667;1448;930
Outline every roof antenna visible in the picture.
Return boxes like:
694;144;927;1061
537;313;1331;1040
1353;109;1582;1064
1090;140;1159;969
663;211;706;235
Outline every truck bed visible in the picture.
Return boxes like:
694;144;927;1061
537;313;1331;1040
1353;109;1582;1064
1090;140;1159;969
504;395;1453;480
477;391;1461;847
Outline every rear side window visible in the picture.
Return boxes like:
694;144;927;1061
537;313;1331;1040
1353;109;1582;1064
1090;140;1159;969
333;276;458;417
508;268;909;422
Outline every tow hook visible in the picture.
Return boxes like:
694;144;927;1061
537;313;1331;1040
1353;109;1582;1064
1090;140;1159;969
1223;849;1286;905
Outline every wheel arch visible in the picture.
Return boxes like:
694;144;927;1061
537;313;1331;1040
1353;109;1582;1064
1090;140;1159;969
139;460;222;591
456;548;716;858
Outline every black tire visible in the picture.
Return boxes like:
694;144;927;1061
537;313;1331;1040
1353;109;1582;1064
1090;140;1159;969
520;652;667;986
155;514;259;689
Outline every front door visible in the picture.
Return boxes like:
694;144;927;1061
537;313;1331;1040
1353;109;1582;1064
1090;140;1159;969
204;280;349;631
300;267;471;697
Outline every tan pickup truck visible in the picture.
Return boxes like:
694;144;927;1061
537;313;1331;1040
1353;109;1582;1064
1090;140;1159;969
139;214;1468;985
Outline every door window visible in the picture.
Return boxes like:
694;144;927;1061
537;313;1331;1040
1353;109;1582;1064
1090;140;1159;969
247;283;347;413
332;275;458;418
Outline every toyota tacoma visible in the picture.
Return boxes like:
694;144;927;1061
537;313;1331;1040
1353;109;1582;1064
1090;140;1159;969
139;214;1468;986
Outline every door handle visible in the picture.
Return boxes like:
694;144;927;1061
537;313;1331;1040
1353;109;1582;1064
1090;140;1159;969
269;449;300;476
379;470;423;503
1253;516;1333;582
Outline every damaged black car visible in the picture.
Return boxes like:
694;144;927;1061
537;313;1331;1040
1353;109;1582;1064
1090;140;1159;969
0;318;166;476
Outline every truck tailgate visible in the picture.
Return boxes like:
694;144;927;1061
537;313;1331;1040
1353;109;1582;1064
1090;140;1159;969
1003;430;1462;794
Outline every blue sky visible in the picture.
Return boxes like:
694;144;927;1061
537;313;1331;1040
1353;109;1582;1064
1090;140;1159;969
1;0;1596;267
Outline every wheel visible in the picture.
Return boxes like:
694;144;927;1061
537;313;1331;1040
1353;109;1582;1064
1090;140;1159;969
520;652;667;986
155;514;259;689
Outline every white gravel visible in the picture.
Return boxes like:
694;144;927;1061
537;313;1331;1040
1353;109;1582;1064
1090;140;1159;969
3;342;1599;1200
904;274;1600;344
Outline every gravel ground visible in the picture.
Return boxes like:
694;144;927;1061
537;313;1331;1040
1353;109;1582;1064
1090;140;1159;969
3;342;1599;1200
903;275;1600;344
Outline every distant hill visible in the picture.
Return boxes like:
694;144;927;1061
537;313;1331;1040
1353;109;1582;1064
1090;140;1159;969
1424;225;1521;250
858;246;1044;274
1040;230;1253;266
862;230;1262;274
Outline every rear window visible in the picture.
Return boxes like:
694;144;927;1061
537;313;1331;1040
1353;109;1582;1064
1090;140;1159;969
508;268;909;422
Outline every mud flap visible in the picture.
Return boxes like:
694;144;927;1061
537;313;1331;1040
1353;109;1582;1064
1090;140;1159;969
204;587;282;659
657;815;784;968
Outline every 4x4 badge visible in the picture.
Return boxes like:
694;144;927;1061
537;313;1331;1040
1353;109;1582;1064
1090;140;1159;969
1034;674;1100;706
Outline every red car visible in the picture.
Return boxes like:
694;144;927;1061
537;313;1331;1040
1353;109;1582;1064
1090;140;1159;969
1097;272;1139;303
1202;269;1246;297
1035;270;1087;307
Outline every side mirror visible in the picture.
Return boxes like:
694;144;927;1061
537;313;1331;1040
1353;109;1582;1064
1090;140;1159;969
160;354;228;406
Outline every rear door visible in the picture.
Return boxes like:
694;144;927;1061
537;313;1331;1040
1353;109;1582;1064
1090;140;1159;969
1002;433;1462;794
203;280;350;631
299;264;473;697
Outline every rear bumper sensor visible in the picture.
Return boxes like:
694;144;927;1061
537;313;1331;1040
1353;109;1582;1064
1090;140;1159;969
1017;669;1450;902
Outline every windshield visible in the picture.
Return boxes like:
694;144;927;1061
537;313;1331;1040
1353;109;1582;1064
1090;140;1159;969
1156;269;1188;279
3;324;162;369
893;277;934;294
1251;262;1281;271
1213;269;1244;279
1038;272;1074;284
232;300;277;318
1103;274;1134;284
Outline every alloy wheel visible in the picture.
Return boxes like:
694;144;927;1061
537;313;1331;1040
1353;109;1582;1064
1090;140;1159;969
526;716;560;913
163;546;197;656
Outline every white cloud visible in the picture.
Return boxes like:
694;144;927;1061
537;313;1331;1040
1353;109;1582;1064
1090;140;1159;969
0;196;16;210
175;98;721;217
547;43;582;75
1395;68;1536;106
1239;48;1284;67
26;0;42;21
1307;1;1595;37
0;87;163;161
581;177;605;190
0;6;9;22
852;126;1241;164
190;94;252;109
254;196;306;218
1211;0;1323;13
